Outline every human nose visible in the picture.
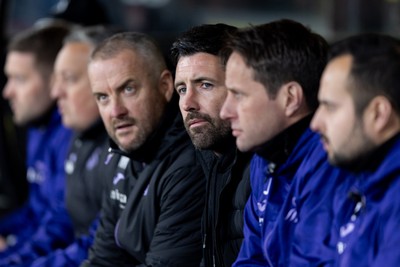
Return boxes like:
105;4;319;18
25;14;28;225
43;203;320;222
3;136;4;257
310;107;322;133
109;97;128;118
51;77;64;100
2;81;13;100
181;86;199;112
220;93;236;120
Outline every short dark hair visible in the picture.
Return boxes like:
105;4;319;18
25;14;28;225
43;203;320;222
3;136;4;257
170;23;237;68
225;19;328;110
7;21;72;80
329;33;400;116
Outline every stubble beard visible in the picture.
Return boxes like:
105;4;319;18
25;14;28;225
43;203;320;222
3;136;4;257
109;117;148;153
329;122;376;171
185;112;232;151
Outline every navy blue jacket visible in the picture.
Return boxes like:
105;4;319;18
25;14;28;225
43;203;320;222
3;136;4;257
22;121;120;267
233;117;320;266
264;142;354;267
0;109;73;263
332;134;400;267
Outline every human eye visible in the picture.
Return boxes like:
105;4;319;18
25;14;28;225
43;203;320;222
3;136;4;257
124;85;137;95
176;86;187;95
319;101;336;113
94;93;109;104
232;90;244;100
64;73;77;84
201;82;213;89
14;75;27;84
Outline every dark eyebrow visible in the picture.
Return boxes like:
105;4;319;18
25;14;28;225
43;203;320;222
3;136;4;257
318;99;330;105
193;76;216;83
174;80;185;88
115;78;136;92
174;76;215;89
226;86;241;94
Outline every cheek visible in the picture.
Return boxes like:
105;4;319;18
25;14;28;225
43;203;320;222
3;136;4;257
239;96;270;122
68;89;84;109
208;98;225;118
24;82;42;98
329;115;353;144
178;97;186;112
98;105;111;124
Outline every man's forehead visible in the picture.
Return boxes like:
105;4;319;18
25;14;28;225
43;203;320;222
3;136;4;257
7;51;36;63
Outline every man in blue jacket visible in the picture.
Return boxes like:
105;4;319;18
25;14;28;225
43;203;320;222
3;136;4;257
219;19;328;266
13;25;121;267
0;21;74;261
311;33;400;267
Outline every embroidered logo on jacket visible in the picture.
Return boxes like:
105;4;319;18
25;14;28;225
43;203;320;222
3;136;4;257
27;162;46;183
110;188;127;209
113;173;125;185
285;197;298;223
86;148;101;170
337;196;365;255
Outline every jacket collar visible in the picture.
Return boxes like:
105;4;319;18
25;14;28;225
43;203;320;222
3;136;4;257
350;133;400;196
255;115;313;166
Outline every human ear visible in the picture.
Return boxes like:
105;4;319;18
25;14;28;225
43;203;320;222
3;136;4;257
365;96;393;134
283;81;304;117
159;70;174;101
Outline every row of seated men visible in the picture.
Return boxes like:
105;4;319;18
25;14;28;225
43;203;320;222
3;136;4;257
0;17;399;267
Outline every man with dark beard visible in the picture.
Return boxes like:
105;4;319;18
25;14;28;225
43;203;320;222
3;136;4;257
171;23;252;267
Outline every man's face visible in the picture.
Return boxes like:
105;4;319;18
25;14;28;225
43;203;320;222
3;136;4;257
88;49;172;152
3;51;54;125
311;55;375;167
220;52;287;152
52;42;99;131
174;52;231;151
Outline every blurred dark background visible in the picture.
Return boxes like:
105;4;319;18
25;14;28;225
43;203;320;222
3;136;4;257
0;0;399;215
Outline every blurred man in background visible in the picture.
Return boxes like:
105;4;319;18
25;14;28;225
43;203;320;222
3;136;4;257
16;25;121;267
0;20;74;262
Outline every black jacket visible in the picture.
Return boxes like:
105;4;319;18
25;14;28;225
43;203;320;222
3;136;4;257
82;100;206;267
65;120;118;236
199;145;252;267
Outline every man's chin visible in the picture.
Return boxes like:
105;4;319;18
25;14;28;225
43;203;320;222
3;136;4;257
236;141;251;153
329;154;359;172
115;138;133;152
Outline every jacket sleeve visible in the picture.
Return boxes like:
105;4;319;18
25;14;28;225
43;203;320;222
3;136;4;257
232;194;268;266
81;180;134;267
0;203;34;237
233;156;269;267
27;218;99;267
0;131;74;265
368;199;400;267
142;166;205;267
